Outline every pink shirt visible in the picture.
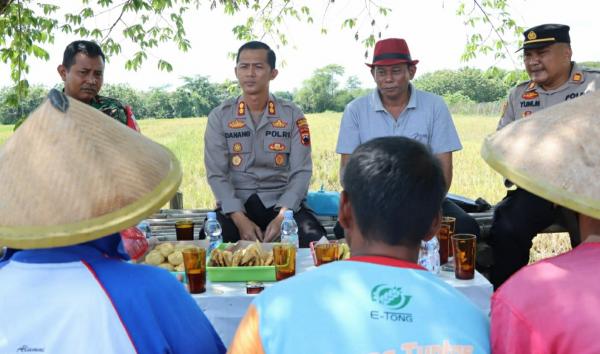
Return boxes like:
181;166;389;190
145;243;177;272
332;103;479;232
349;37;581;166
491;243;600;354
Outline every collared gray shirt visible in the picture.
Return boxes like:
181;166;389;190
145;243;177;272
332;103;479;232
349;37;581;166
336;84;462;155
498;63;600;130
204;95;312;214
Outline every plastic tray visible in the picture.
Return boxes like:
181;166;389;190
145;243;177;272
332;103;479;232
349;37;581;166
207;265;276;282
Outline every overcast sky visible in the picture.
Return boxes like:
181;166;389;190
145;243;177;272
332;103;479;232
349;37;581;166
1;0;597;91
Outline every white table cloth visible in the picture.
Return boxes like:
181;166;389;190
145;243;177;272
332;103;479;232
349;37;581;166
192;249;492;346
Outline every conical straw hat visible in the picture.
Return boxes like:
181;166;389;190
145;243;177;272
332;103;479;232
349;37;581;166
0;90;182;249
481;91;600;219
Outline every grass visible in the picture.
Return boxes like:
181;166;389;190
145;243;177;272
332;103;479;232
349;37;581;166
0;113;507;209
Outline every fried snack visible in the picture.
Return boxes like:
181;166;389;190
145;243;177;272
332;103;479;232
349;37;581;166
264;251;274;266
222;250;233;266
231;249;243;266
167;251;184;266
174;263;185;272
145;250;165;265
241;245;261;266
210;248;224;266
157;262;174;271
155;242;175;257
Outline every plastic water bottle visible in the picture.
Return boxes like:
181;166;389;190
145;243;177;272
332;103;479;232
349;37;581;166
136;220;151;239
418;237;440;274
205;212;223;256
280;210;299;248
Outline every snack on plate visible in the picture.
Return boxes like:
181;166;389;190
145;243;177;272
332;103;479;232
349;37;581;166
209;241;274;267
141;242;200;270
156;242;174;257
145;250;164;265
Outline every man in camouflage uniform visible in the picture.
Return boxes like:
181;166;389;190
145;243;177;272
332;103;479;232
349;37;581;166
203;41;325;247
490;24;600;288
15;40;138;131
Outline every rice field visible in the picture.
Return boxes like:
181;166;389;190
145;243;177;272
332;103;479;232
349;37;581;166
0;113;506;209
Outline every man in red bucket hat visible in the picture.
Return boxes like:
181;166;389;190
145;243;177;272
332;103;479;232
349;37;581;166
335;38;480;241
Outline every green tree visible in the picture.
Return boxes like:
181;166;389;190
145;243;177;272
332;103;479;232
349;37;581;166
273;90;294;101
143;87;175;119
170;76;223;117
0;0;395;108
101;83;146;118
295;64;345;113
0;84;47;124
580;61;600;69
414;67;513;102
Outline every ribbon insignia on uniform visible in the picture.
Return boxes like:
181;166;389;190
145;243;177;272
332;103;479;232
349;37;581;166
269;142;286;151
238;101;246;116
572;72;582;82
233;143;243;153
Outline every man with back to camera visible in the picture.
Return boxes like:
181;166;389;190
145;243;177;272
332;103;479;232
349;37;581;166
489;24;600;289
15;40;139;131
203;41;325;247
334;37;481;240
483;91;600;353
228;137;490;354
0;90;225;354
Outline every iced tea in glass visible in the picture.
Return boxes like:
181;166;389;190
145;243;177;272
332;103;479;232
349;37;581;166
451;234;476;280
441;216;456;258
175;219;194;241
182;248;206;293
314;243;339;266
273;244;296;281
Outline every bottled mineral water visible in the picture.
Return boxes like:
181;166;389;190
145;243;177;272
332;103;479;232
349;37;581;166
418;237;440;274
280;210;299;248
136;220;151;239
205;212;223;256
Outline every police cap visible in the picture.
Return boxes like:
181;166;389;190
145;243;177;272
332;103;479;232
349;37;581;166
518;24;570;51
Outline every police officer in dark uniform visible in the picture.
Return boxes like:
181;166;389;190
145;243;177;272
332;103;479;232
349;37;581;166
15;40;139;131
491;24;600;288
203;41;325;247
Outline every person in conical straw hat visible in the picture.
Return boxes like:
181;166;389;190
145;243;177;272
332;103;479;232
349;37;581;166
483;91;600;353
0;90;225;354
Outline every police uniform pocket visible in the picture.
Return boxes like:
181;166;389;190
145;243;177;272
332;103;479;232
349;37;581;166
226;134;252;171
264;137;290;168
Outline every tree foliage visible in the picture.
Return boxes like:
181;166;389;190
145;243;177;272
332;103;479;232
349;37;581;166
0;0;393;113
413;66;527;103
0;0;528;116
